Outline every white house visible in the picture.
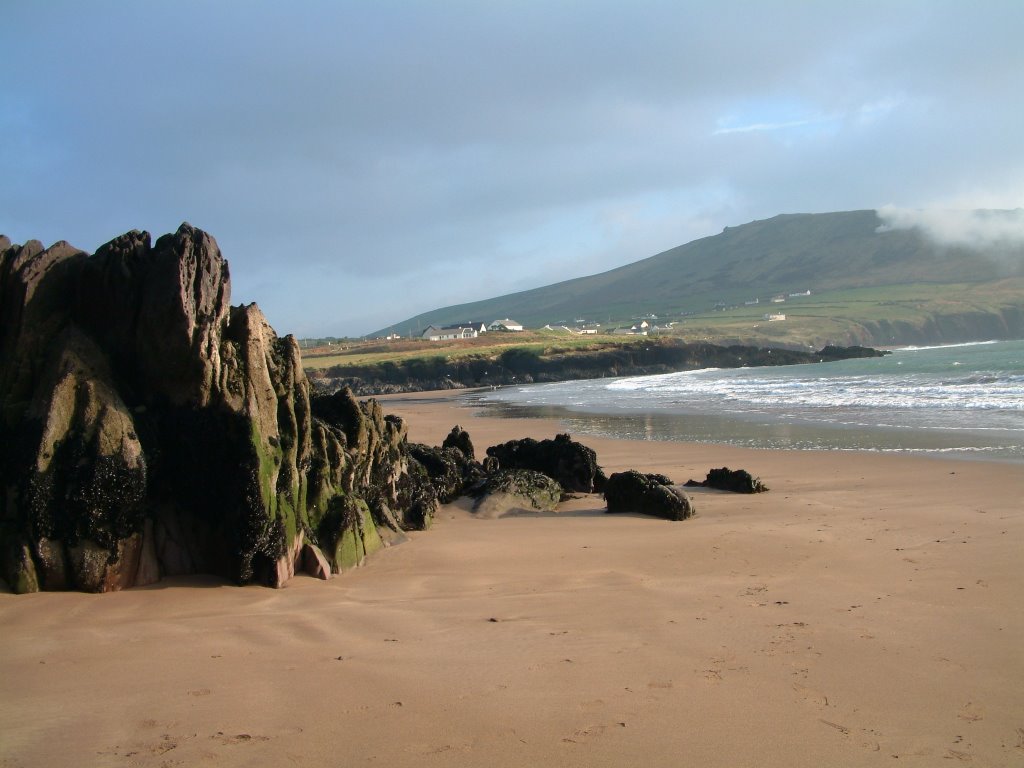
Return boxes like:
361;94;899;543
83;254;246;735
488;318;524;332
421;323;485;341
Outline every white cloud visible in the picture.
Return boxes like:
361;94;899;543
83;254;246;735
876;206;1024;248
713;117;823;135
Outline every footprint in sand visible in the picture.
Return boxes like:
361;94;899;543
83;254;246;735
212;732;270;745
957;701;984;722
794;683;829;709
819;719;850;736
561;722;627;744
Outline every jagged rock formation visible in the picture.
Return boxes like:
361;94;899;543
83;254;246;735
0;225;436;593
604;471;695;521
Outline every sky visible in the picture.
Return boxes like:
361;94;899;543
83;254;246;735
3;1;1023;337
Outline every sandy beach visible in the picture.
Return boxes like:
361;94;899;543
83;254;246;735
2;391;1022;767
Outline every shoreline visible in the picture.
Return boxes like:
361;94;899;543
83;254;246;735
378;387;1024;466
2;391;1022;766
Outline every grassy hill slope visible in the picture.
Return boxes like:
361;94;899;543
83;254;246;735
373;210;1023;338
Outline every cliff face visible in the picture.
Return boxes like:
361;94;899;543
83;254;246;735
314;341;887;396
0;225;435;593
858;307;1024;347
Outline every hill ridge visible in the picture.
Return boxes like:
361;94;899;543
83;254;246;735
372;209;1023;337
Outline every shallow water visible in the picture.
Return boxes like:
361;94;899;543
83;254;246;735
471;339;1024;462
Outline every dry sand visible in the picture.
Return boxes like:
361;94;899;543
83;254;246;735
2;391;1023;767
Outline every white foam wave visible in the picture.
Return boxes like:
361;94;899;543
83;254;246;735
897;340;1000;351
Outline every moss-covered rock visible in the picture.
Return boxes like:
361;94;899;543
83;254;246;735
0;225;426;592
472;469;563;518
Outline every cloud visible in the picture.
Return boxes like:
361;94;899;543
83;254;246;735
713;117;826;135
876;206;1024;249
3;1;1024;336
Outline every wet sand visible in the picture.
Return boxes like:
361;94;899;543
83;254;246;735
2;391;1022;767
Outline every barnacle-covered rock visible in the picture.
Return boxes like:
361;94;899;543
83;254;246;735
0;225;427;592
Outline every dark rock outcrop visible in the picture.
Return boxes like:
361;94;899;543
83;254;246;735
317;342;892;395
442;424;475;461
604;471;695;521
408;441;485;504
0;225;436;593
685;467;769;494
485;433;607;493
471;469;562;517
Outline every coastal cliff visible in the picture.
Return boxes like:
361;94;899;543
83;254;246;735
312;341;887;396
0;225;437;593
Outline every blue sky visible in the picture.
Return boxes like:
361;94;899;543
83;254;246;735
3;1;1023;336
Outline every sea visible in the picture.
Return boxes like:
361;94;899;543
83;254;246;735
469;339;1024;463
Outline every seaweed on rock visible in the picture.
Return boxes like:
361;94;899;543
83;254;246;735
0;224;432;592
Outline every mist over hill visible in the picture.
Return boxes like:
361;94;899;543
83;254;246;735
373;209;1024;339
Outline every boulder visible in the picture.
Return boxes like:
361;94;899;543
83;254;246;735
0;225;432;592
301;542;333;580
472;469;563;518
685;467;769;494
604;470;695;521
485;433;607;493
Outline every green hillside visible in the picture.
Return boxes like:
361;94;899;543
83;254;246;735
373;210;1024;340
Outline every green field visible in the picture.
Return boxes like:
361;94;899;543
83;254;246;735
301;329;621;370
302;279;1024;371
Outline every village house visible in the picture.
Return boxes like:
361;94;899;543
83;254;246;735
421;322;487;341
613;320;650;336
488;318;524;332
763;313;786;321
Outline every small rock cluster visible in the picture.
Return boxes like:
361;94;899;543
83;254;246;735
685;467;769;493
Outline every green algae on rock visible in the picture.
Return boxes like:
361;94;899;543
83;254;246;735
0;225;436;592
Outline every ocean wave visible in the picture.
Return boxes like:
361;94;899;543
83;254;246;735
605;368;721;391
897;340;1000;351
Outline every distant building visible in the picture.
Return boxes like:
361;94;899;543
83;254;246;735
421;323;486;341
788;290;811;297
488;318;524;332
763;313;786;321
